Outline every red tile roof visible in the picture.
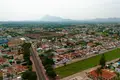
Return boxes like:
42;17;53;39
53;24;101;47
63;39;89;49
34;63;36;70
7;67;14;73
88;69;117;79
15;65;27;72
0;58;6;64
7;52;15;55
87;42;94;47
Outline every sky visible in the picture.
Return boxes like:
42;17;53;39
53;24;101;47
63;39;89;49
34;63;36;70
1;0;120;21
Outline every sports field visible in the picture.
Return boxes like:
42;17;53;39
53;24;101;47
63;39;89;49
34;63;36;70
55;48;120;78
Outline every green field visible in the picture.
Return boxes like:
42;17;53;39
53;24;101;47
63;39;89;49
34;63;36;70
55;48;120;78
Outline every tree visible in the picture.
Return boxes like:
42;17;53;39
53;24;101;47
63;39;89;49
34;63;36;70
96;67;102;80
16;60;21;64
28;65;32;71
0;77;2;80
45;58;54;65
40;53;56;79
21;43;32;65
40;52;55;66
2;44;8;49
0;72;3;80
115;72;120;80
45;65;56;79
22;71;37;80
99;54;106;68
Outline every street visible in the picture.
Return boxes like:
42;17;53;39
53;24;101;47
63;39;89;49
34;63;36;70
30;44;48;80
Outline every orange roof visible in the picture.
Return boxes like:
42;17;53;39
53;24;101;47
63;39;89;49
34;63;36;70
7;52;14;54
87;42;94;47
89;69;116;79
7;42;14;47
0;58;6;63
56;49;66;53
15;65;27;72
7;67;14;73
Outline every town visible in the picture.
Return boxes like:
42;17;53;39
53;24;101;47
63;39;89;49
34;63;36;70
0;23;120;80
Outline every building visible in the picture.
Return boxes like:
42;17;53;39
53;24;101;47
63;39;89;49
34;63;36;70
8;38;26;47
0;36;8;45
88;69;117;80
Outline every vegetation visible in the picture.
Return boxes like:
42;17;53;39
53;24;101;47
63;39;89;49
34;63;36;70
94;42;102;46
55;48;120;78
116;72;120;80
21;43;37;80
99;54;106;68
0;72;3;80
2;44;8;49
40;51;56;80
22;43;32;65
93;54;106;80
2;23;72;28
5;31;22;37
22;71;37;80
95;67;102;80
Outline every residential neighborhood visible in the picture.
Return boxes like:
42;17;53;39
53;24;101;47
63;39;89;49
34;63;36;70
0;23;120;80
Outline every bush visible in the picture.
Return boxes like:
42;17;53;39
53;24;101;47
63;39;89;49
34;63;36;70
22;71;37;80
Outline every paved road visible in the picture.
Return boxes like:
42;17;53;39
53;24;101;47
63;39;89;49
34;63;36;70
30;44;48;80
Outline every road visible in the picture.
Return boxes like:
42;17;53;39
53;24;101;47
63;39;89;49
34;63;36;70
30;44;48;80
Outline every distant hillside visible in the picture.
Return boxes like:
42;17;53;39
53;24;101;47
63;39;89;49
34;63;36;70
40;15;120;23
1;16;120;23
40;15;73;22
91;18;120;22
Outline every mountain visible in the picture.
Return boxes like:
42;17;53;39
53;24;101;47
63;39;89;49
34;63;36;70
40;15;120;23
1;15;120;23
40;15;73;22
91;18;120;22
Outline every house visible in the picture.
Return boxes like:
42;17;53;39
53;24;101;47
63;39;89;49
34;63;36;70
14;54;24;60
0;39;8;45
87;42;94;48
13;65;27;74
88;69;117;80
115;64;120;73
56;48;67;54
0;58;7;65
8;38;25;48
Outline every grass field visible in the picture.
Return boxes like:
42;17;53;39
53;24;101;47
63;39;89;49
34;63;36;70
55;48;120;78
